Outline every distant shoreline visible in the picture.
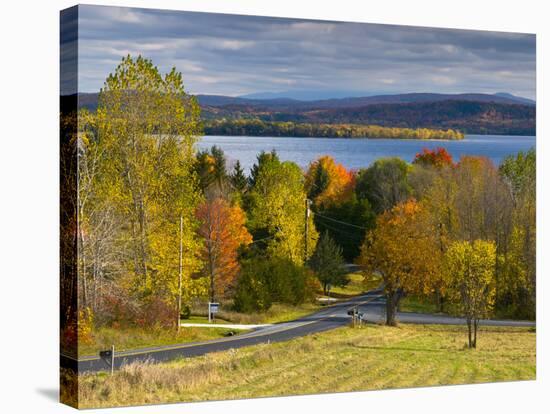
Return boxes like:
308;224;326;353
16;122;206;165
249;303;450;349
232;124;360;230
202;120;465;141
202;134;464;141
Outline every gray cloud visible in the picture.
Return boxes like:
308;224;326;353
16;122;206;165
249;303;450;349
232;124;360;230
68;5;536;99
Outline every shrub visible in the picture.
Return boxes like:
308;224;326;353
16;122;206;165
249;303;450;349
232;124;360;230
97;284;175;329
180;304;191;320
233;256;314;312
233;263;272;313
136;295;175;328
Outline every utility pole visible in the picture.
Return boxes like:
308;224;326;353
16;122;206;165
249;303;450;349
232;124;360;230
304;198;311;262
177;215;183;332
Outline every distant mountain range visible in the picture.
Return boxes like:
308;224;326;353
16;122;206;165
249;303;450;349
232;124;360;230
198;92;535;109
238;90;535;105
66;91;536;136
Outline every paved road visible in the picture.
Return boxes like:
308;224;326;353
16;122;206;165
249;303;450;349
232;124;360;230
61;289;534;373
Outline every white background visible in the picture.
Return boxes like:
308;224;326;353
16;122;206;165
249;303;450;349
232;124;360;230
0;0;547;412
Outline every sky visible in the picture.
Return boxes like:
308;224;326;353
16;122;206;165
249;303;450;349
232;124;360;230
61;5;536;100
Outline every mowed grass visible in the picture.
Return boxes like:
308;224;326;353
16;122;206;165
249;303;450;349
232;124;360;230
71;324;535;408
329;272;369;297
400;295;439;314
212;302;322;325
78;325;243;357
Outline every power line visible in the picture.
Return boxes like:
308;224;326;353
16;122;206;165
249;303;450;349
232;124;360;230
311;209;371;230
315;219;365;240
201;233;278;246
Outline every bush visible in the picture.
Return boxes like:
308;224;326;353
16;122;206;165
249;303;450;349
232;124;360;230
233;263;272;313
180;305;191;320
136;295;175;328
97;284;175;329
233;256;314;312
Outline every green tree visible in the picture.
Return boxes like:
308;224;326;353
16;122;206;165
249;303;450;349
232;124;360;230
356;158;412;214
248;150;279;186
229;160;248;203
313;195;375;261
309;232;347;295
444;240;497;348
233;256;313;312
194;145;228;196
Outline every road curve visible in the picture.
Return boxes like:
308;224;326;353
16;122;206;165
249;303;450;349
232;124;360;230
61;290;534;373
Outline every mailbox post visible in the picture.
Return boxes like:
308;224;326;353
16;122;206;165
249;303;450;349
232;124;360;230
99;345;115;375
208;302;220;323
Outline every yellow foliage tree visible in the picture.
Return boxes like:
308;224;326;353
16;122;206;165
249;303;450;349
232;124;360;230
358;199;440;326
86;55;203;327
249;159;318;264
444;240;496;348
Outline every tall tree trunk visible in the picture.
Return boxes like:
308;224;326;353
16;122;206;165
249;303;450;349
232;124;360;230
435;289;445;313
386;290;402;326
473;319;478;348
177;215;183;331
467;318;473;348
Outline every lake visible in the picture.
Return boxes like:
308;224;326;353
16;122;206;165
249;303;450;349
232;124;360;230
197;134;536;173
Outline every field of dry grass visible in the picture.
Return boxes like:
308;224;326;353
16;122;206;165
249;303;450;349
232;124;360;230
67;324;536;408
78;325;243;357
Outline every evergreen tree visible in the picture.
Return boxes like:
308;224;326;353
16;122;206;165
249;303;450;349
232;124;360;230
309;231;347;295
230;160;248;194
249;149;279;187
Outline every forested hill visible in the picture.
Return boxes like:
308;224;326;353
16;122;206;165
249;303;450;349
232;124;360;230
201;99;535;136
65;92;536;136
203;120;464;140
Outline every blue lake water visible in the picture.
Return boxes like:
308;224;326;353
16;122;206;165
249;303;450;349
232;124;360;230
197;135;536;173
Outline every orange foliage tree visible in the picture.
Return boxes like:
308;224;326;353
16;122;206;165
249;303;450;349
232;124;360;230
305;155;355;208
196;198;252;301
358;199;441;326
413;147;454;169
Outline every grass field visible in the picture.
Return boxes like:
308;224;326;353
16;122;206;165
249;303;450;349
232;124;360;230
78;325;243;357
205;302;322;325
329;272;369;297
400;295;439;314
70;324;536;408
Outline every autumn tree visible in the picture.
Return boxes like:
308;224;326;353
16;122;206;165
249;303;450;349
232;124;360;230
444;240;497;348
355;157;412;214
358;199;440;326
413;164;457;311
498;149;536;318
248;155;318;264
76;110;121;314
309;232;347;295
60;106;79;345
196;198;252;301
413;147;454;169
91;55;203;326
305;155;355;208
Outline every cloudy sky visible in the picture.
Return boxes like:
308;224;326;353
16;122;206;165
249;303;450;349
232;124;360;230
61;5;536;99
